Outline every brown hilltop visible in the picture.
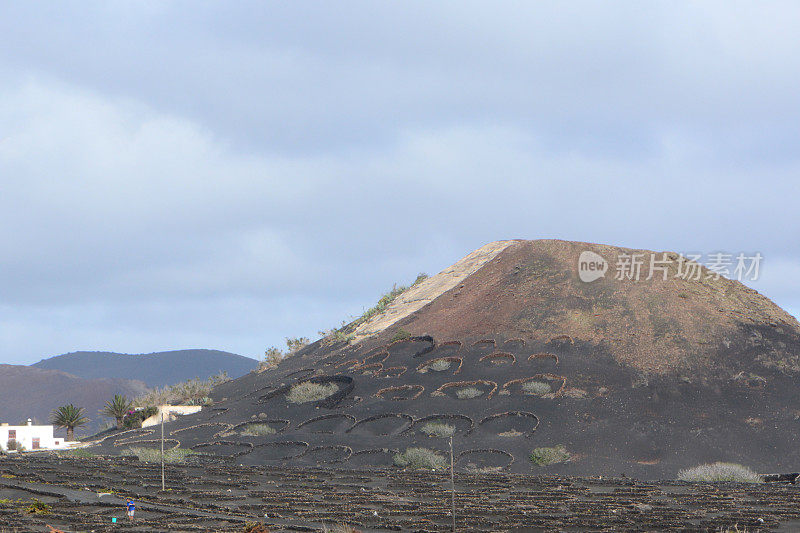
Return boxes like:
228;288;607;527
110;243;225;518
363;239;799;375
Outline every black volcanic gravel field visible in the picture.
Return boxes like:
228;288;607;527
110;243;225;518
2;454;800;531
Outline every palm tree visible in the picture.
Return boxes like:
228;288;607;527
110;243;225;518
50;404;88;441
101;394;132;430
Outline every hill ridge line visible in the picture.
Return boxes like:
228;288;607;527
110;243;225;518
352;240;518;342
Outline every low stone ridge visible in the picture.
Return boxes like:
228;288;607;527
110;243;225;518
89;239;800;479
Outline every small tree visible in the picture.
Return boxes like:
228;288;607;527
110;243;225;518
50;404;88;441
102;394;133;430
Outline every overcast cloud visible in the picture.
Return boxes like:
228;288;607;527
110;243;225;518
1;1;799;364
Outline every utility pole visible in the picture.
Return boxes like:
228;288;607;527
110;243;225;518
450;434;455;532
160;410;165;491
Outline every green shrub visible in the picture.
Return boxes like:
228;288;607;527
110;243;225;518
241;424;275;436
286;382;339;404
522;381;551;395
393;447;447;470
124;446;195;464
677;462;761;483
530;445;571;466
23;499;51;514
456;387;482;399
420;422;455;438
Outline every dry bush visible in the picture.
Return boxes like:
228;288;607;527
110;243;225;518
502;374;566;396
286;382;339;404
420;422;455;438
260;347;283;371
241;424;275;436
133;372;229;408
678;462;761;483
436;380;497;398
259;337;310;372
393;447;447;470
429;360;451;371
456;387;482;399
522;381;551;395
530;445;571;466
417;356;462;374
124;446;194;464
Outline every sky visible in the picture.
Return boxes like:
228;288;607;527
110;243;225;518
1;1;799;365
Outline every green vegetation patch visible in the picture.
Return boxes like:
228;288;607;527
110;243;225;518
393;447;447;470
677;462;761;483
530;445;571;466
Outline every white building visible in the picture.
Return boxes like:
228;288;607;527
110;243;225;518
0;419;74;451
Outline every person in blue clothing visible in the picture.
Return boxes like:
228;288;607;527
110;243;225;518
126;498;135;520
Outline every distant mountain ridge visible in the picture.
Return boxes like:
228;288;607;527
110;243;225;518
0;364;149;437
32;349;258;388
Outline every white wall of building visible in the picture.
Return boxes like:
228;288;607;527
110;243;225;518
0;420;74;451
141;405;202;428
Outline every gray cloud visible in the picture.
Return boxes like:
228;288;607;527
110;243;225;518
1;2;799;364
